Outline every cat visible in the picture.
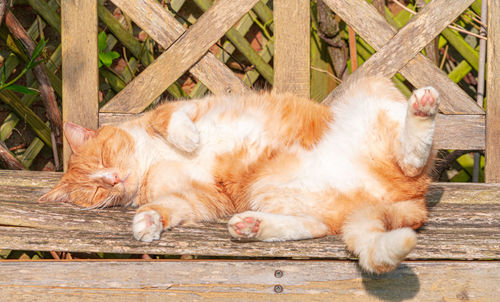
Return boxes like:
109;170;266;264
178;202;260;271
40;76;439;274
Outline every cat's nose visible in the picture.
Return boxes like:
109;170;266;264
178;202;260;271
104;172;122;186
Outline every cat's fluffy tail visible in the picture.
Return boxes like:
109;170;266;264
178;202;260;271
341;203;419;274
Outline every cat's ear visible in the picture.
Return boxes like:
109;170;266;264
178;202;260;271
64;122;97;153
38;183;70;203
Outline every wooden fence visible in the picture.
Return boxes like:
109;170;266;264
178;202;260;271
61;0;499;181
0;0;499;300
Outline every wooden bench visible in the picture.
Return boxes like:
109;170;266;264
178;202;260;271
1;0;500;300
0;170;499;299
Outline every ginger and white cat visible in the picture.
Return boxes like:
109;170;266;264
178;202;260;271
40;77;439;274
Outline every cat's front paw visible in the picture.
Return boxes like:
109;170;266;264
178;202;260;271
167;111;200;153
133;210;163;242
409;87;440;118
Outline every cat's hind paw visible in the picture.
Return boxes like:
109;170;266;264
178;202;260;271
167;111;200;153
409;87;440;118
228;213;261;239
133;210;163;242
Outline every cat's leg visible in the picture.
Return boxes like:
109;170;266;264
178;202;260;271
398;87;440;176
148;101;202;153
132;159;227;242
228;211;328;242
132;194;197;242
341;200;427;274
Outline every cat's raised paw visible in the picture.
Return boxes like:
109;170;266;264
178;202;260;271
228;214;261;239
409;87;440;117
132;210;163;242
167;111;200;153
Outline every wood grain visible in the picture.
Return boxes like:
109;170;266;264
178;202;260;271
61;0;99;169
0;201;498;259
109;0;248;97
101;0;255;114
321;0;482;115
0;260;498;301
434;114;484;150
324;0;474;99
0;171;498;259
486;0;500;182
98;112;143;126
274;0;310;97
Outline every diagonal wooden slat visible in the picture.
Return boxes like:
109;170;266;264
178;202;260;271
110;0;249;97
101;0;256;114
274;0;310;97
189;4;263;97
110;0;182;47
322;0;482;115
193;0;274;85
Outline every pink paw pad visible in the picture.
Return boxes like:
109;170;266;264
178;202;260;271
232;216;261;238
411;88;439;117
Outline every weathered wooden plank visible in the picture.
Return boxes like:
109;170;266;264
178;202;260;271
427;182;500;204
98;112;143;126
0;171;498;258
486;0;500;182
0;170;60;188
188;56;248;95
434;114;484;150
101;0;256;114
110;0;182;47
109;0;248;97
61;0;99;169
321;0;483;115
0;201;498;259
274;0;310;97
0;260;498;301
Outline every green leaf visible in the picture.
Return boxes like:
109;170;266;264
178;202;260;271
3;84;38;95
98;31;107;52
109;51;120;60
99;51;120;67
31;39;47;63
28;59;44;69
1;65;5;85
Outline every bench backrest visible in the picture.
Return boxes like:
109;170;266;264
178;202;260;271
61;0;500;181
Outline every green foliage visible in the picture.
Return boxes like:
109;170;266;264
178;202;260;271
98;31;120;68
0;39;47;95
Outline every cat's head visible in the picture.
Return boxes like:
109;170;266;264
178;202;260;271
39;122;140;208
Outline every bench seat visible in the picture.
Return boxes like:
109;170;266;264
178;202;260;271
0;170;498;300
